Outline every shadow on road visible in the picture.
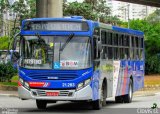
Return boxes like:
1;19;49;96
19;100;119;113
18;100;141;113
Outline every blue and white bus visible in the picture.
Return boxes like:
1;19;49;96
14;16;144;110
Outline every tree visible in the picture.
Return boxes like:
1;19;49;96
11;0;36;34
84;0;111;22
64;1;98;20
147;9;160;24
0;0;10;36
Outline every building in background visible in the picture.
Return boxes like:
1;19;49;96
106;0;157;21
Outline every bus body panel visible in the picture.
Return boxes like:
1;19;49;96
17;17;145;102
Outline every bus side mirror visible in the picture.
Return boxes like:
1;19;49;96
12;52;20;61
11;51;20;68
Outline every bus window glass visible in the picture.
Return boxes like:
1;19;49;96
107;32;113;45
114;47;118;60
101;30;106;44
20;36;91;69
101;46;107;59
135;37;139;48
113;33;118;46
131;36;134;47
108;47;113;59
141;38;144;48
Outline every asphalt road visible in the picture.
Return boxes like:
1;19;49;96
0;93;160;114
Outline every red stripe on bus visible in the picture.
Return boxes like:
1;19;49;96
29;82;45;87
122;66;128;95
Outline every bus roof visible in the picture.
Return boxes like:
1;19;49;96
97;22;144;36
23;16;86;22
23;17;144;37
112;26;144;36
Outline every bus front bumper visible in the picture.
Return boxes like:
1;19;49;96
18;85;92;101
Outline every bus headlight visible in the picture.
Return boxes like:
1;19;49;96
84;78;91;85
76;78;91;91
77;82;83;91
24;82;30;90
19;78;30;90
19;78;24;84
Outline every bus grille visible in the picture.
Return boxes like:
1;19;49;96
33;89;74;97
27;72;78;80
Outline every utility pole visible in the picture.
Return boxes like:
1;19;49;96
36;0;63;18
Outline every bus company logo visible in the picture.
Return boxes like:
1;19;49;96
43;82;50;87
48;77;58;80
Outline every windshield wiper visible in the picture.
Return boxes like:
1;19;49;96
59;33;74;52
35;33;46;45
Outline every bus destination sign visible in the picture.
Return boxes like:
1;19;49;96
24;21;89;31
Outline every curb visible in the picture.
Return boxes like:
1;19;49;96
0;85;17;91
133;93;155;97
0;94;18;98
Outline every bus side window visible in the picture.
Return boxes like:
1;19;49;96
114;47;119;60
108;47;113;59
140;37;144;60
101;46;107;59
101;30;106;44
113;33;118;46
107;32;113;45
131;36;135;47
118;34;122;46
125;35;130;47
120;48;123;59
141;38;144;48
135;37;139;60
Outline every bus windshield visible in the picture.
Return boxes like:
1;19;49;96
19;36;92;70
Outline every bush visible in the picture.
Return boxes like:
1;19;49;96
145;55;160;75
0;62;17;82
0;36;10;50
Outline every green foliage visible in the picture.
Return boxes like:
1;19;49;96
11;75;18;82
0;82;17;86
11;0;36;23
0;62;17;82
147;9;160;24
64;2;98;20
64;1;116;23
0;36;9;50
145;55;160;74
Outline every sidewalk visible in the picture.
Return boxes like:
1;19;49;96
0;90;18;97
133;89;160;97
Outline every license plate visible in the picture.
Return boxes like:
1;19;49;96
46;92;59;96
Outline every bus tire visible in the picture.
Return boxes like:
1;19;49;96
123;79;133;103
92;82;106;110
115;96;123;103
36;100;47;109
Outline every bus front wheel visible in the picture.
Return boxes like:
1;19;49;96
92;83;106;110
36;100;47;109
123;79;133;103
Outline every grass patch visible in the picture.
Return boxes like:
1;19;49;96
0;82;17;86
145;75;160;86
11;75;19;82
